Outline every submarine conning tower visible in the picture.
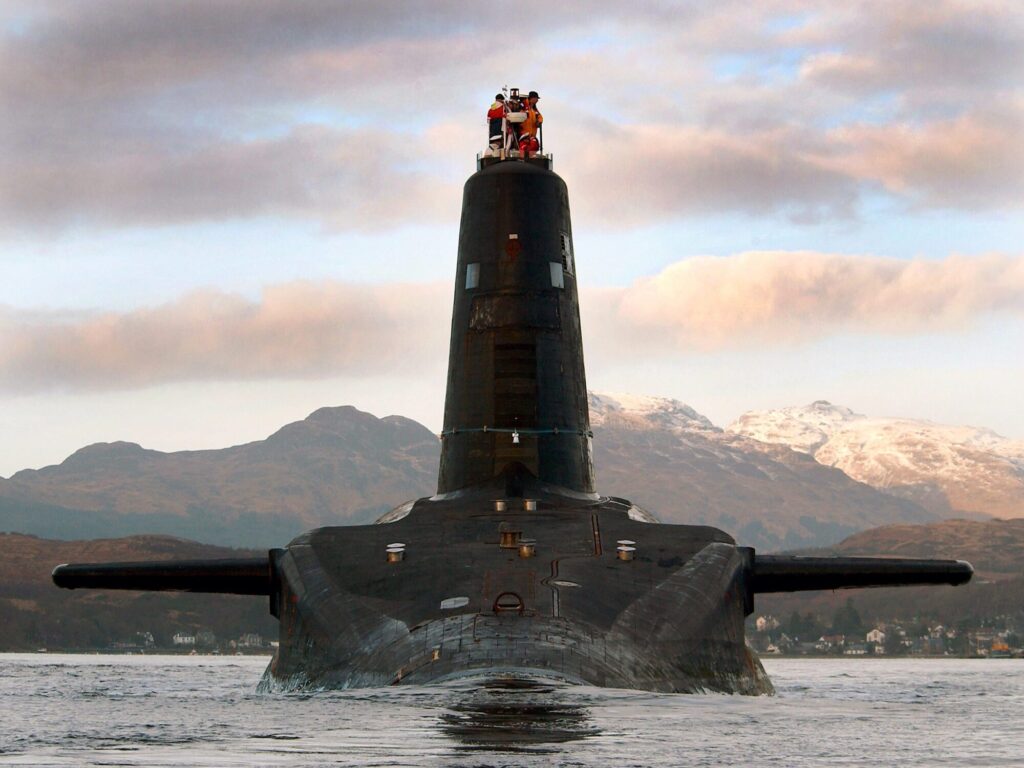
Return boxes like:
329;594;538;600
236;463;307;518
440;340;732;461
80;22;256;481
437;153;595;496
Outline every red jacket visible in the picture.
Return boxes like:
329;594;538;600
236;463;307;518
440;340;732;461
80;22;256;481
487;102;505;121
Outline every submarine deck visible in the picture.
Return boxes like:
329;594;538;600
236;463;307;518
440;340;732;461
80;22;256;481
265;482;769;694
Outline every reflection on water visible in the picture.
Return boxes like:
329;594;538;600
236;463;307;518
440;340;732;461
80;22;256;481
2;656;1022;767
439;676;600;751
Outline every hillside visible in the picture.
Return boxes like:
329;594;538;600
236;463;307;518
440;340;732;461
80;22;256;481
754;518;1024;628
0;406;440;546
1;397;945;551
810;518;1024;579
0;533;276;651
590;393;936;550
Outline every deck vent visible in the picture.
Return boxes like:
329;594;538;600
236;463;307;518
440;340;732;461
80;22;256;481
518;538;536;558
617;545;636;562
499;522;522;549
494;499;507;512
523;499;537;511
386;542;406;563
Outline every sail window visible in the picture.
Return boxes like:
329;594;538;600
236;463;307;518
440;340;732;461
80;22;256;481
550;262;564;288
465;263;480;289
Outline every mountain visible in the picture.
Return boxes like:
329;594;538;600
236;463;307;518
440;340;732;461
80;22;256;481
1;396;942;551
0;533;276;651
0;406;440;546
588;393;936;550
727;401;1024;518
807;517;1024;580
753;518;1024;627
589;392;717;432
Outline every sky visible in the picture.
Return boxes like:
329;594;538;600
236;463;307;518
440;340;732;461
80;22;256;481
1;0;1023;476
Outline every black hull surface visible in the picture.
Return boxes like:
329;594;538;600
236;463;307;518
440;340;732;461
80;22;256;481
259;482;772;695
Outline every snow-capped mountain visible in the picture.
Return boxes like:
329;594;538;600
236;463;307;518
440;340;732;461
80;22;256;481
725;401;857;453
588;392;716;432
588;393;935;549
727;402;1024;518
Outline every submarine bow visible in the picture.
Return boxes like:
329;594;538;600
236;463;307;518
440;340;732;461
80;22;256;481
53;128;973;694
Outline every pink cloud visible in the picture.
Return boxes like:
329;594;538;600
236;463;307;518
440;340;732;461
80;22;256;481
0;281;449;391
585;251;1024;352
818;107;1024;209
567;124;857;225
1;125;461;231
3;1;1022;232
2;252;1021;392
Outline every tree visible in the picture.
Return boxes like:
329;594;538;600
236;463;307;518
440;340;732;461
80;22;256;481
831;597;864;636
785;610;802;637
884;629;907;656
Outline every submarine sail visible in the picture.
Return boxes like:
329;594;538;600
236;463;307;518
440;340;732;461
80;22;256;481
438;156;593;495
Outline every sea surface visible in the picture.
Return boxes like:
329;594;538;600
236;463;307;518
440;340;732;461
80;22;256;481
0;654;1020;767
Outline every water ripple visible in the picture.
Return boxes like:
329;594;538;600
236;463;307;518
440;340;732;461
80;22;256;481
0;655;1020;767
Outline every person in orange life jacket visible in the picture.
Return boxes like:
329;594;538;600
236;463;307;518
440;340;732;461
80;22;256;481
487;93;506;150
521;91;542;143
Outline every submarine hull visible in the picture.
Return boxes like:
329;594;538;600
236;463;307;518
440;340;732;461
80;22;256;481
260;486;772;695
257;159;770;694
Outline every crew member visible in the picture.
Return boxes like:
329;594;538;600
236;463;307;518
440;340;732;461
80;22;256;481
487;93;506;151
521;91;543;151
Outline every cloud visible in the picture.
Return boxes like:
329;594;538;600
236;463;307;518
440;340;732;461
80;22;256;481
794;1;1024;96
1;0;1022;235
563;101;1024;226
585;251;1024;352
567;124;858;224
0;125;462;231
3;252;1021;392
0;0;610;111
0;281;449;392
0;1;591;233
818;107;1024;210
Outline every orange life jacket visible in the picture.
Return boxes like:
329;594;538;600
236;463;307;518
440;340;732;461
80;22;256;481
522;107;542;136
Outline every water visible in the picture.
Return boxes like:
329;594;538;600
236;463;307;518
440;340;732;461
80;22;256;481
0;654;1020;767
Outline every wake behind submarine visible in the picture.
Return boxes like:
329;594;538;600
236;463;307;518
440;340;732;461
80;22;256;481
53;96;972;694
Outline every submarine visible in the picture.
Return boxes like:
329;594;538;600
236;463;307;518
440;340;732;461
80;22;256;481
53;106;973;694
